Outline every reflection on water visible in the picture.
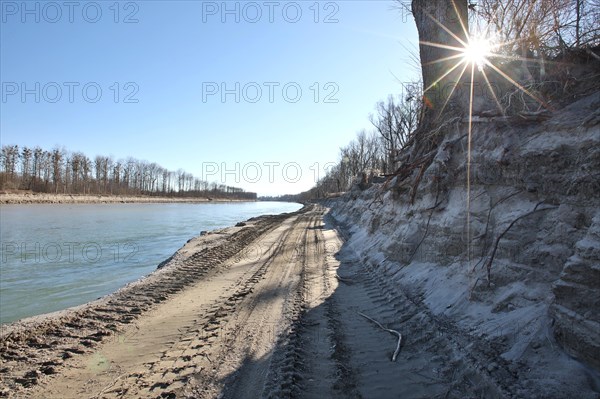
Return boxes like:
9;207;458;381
0;201;301;324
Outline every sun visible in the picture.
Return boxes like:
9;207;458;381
462;36;492;68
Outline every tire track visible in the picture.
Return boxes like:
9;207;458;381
357;259;518;398
0;208;308;398
120;216;303;398
321;214;517;399
260;212;316;399
262;208;360;399
213;212;322;399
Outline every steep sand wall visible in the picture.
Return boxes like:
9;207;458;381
329;92;600;394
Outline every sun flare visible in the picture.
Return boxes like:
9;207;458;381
462;36;492;68
413;3;554;275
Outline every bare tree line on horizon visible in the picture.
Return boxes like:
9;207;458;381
305;89;422;200
0;145;256;200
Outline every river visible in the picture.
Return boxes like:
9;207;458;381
0;201;301;324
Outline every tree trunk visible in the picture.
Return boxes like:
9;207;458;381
575;0;581;47
412;0;469;124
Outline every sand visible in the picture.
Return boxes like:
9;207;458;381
1;204;597;398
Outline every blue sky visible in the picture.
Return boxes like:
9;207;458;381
1;0;419;195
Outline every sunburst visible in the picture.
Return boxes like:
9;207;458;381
462;36;493;69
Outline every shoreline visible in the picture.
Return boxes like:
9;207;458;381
0;193;255;205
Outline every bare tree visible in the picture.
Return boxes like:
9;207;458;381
370;87;422;172
80;155;92;194
411;0;469;123
1;145;20;183
177;169;185;194
474;0;599;54
161;168;169;193
133;160;145;193
20;147;32;189
112;161;122;194
41;150;52;190
64;154;71;193
94;155;113;194
32;146;43;190
146;162;159;193
71;152;82;193
51;148;64;194
123;158;135;191
370;96;401;170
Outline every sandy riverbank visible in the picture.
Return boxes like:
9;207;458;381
1;204;597;398
0;193;252;204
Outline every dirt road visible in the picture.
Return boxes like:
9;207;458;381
2;205;333;398
2;205;536;398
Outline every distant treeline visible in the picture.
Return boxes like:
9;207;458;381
275;88;422;203
0;145;256;200
259;195;301;203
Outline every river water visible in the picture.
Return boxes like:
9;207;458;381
0;201;301;324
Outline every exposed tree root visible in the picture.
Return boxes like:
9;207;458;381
483;202;557;285
358;312;402;362
472;189;523;272
408;181;441;263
